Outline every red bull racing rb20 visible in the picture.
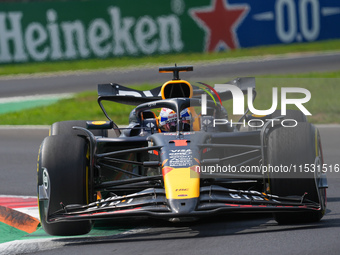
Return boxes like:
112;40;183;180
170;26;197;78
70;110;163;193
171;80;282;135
37;65;327;236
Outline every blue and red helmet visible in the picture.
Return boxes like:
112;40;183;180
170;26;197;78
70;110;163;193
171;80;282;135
158;108;191;132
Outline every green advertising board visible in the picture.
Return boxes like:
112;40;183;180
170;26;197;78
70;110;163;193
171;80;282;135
0;0;207;63
1;0;340;64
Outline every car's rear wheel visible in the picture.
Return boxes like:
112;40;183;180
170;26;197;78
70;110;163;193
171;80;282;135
242;109;306;132
271;109;307;122
267;122;326;224
37;135;92;236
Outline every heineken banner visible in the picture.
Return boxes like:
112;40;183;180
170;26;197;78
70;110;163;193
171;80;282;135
0;0;339;64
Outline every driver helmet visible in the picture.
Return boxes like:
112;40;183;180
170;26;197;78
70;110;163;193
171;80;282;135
158;108;191;132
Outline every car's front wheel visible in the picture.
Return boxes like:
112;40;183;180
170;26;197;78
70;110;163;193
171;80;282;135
37;134;92;236
267;122;327;224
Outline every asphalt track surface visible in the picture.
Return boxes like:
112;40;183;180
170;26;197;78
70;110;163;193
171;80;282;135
1;53;340;254
1;51;340;98
0;126;339;255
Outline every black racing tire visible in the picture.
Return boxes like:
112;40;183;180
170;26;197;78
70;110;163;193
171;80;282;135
271;109;307;122
37;135;92;236
267;122;326;224
241;109;307;132
50;120;108;137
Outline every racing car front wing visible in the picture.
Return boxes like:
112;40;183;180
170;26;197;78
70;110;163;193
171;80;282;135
39;184;321;223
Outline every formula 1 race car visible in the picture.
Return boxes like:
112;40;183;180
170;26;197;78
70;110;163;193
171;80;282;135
37;65;327;236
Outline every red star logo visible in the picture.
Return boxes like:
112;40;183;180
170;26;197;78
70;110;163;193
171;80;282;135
190;0;249;51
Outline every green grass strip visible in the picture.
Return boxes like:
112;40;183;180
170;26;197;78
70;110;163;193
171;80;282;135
1;71;339;125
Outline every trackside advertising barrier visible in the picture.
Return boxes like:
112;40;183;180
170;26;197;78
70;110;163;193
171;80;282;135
0;0;339;64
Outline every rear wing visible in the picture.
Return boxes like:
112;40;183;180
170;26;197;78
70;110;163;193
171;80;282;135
97;78;255;122
98;77;255;106
98;83;162;106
